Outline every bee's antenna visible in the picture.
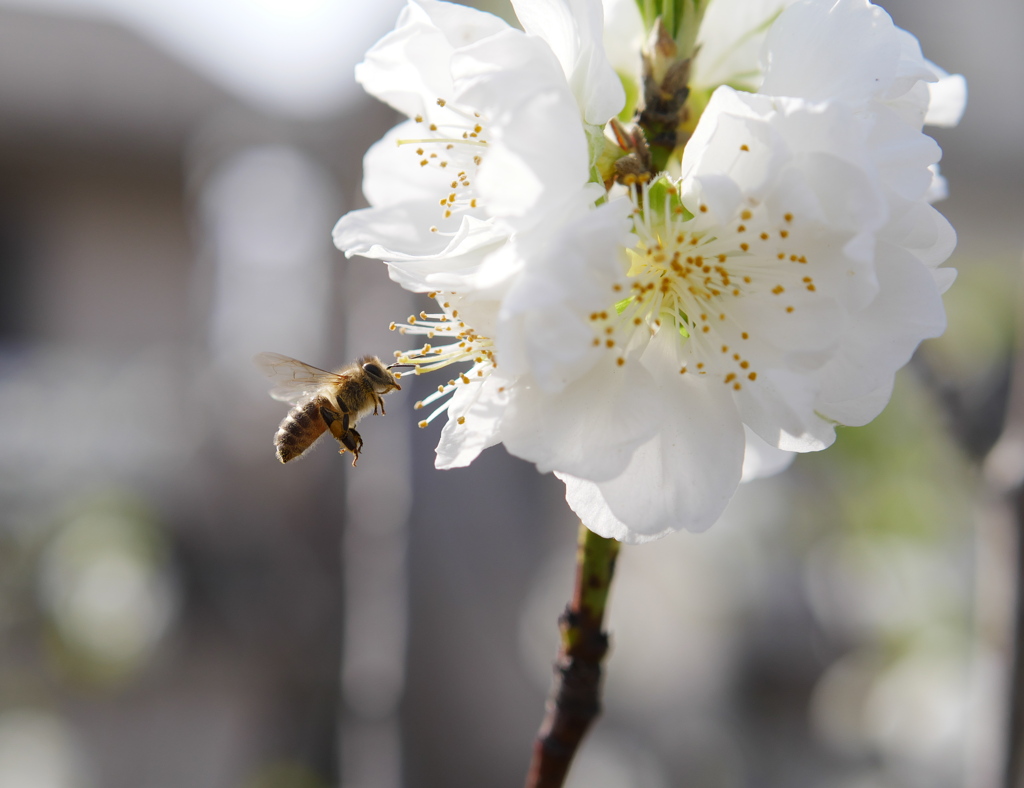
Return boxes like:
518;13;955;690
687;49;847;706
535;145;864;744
387;362;415;370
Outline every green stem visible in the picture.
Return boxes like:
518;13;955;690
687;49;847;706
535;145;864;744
524;524;621;788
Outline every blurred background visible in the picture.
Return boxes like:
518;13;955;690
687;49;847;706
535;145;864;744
0;0;1018;786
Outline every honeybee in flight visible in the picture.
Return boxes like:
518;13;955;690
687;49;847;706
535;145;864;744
255;352;402;465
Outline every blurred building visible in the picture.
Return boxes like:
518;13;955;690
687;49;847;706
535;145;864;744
0;5;397;787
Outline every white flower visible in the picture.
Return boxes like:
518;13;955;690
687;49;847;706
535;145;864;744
333;0;622;294
336;0;965;543
334;0;627;457
551;0;963;541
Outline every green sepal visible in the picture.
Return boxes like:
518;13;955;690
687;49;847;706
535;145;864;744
617;71;640;124
592;127;629;188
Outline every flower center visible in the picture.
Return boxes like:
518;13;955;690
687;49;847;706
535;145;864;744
389;292;496;428
396;98;489;231
591;183;818;391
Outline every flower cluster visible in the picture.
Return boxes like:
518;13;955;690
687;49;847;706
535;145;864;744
334;0;965;542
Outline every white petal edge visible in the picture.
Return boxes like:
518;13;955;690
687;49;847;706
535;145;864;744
741;425;796;482
511;0;624;124
925;69;967;127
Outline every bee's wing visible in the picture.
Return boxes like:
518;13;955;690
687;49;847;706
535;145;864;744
254;352;346;405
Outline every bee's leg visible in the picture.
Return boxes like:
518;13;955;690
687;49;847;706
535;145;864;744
341;428;363;466
333;394;356;425
322;407;355;456
320;405;347;440
323;403;362;464
326;397;355;438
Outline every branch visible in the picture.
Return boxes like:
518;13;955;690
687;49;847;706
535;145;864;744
525;524;621;788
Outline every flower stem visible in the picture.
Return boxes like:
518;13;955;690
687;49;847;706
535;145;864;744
524;523;621;788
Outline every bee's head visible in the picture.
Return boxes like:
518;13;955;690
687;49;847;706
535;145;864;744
361;357;402;392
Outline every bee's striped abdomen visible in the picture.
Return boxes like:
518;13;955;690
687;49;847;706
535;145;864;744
274;397;328;463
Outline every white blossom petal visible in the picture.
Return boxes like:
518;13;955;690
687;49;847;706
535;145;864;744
760;0;902;105
815;243;947;422
866;106;942;201
355;0;508;118
924;66;968;127
454;30;593;224
511;0;625;124
333;204;499;267
496;198;632;388
502;350;661;483
734;367;835;452
741;425;796;482
600;0;644;87
693;0;797;91
880;199;957;269
434;372;511;468
557;333;746;541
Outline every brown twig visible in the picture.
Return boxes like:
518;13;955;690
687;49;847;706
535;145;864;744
524;524;621;788
1005;481;1024;788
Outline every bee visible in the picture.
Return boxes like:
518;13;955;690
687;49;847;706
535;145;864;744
255;352;402;465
